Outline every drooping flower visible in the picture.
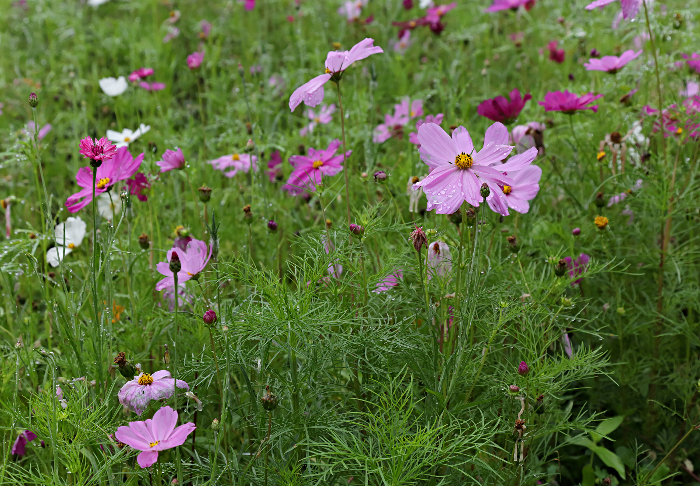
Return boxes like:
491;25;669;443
187;51;205;70
539;90;603;114
477;89;531;124
283;140;350;195
563;253;590;285
392;30;413;55
373;271;403;293
156;148;185;173
66;146;143;213
409;113;444;146
107;124;151;148
413;122;535;214
584;50;642;73
585;0;642;20
47;217;87;267
99;76;128;97
547;40;565;64
128;68;154;82
139;82;166;92
115;405;195;468
11;430;37;456
267;151;283;182
25;122;52;141
486;158;541;215
155;239;212;291
118;370;189;416
511;122;546;155
427;241;451;279
289;38;383;111
485;0;535;12
300;104;336;137
126;173;151;202
209;153;258;178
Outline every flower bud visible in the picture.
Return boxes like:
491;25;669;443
465;208;476;226
480;183;490;199
297;144;306;155
203;309;217;325
28;92;38;108
448;210;462;226
426;228;437;237
554;259;567;277
245;122;253;135
518;361;529;376
595;192;605;208
267;220;278;232
237;63;245;77
325;219;332;229
349;223;365;237
138;233;150;250
261;385;278;411
198;186;212;203
243;204;252;222
616;306;625;316
509;385;520;394
561;296;573;306
373;171;388;183
507;235;520;253
113;352;137;379
211;418;220;431
244;139;255;153
361;172;368;179
572;228;581;237
169;252;181;273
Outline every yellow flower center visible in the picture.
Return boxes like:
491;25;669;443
123;137;131;142
677;128;683;135
232;154;240;161
597;151;606;161
411;176;420;184
314;117;320;122
325;68;332;74
594;215;609;229
454;152;473;170
68;243;76;249
169;10;175;16
0;200;6;209
149;441;160;448
502;185;512;195
138;373;154;386
96;177;111;190
410;111;416;117
312;160;324;169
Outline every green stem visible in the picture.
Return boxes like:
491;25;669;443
465;308;503;402
91;165;103;390
336;82;351;227
173;271;182;485
451;204;467;354
642;0;666;165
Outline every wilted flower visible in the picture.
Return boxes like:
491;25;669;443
410;226;428;252
12;430;37;456
546;40;565;64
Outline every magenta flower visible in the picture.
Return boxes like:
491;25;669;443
392;30;413;55
126;172;151;202
373;271;403;293
243;0;255;10
539;90;603;114
300;104;336;137
427;241;451;280
564;253;590;285
12;430;37;456
486;157;541;215
409;113;444;146
128;68;154;82
518;361;529;375
485;0;535;12
156;148;185;173
477;89;531;124
585;0;642;20
283;140;350;195
26;121;52;141
547;40;565;64
118;370;189;416
289;38;383;111
199;20;212;38
425;2;457;24
413;122;536;213
139;82;166;92
79;136;118;162
115;406;195;468
267;150;283;182
681;53;700;74
584;49;641;73
156;239;212;291
209;153;258;178
66;146;143;213
187;50;205;70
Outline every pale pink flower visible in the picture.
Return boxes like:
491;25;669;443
163;27;180;43
409;113;444;146
584;49;641;73
373;271;403;293
427;241;451;280
26;122;52;141
128;68;154;82
511;122;545;154
585;0;642;20
300;104;336;136
118;370;189;416
187;50;204;70
283;140;350;195
139;82;166;92
289;38;383;111
209;153;258;178
156;148;185;173
155;239;212;291
681;82;699;98
338;1;364;21
486;158;541;215
485;0;535;12
374;98;423;143
392;30;413;54
115;406;195;468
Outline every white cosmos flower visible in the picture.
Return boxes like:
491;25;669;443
88;0;111;6
419;0;434;8
47;217;87;267
106;124;151;148
99;76;128;97
97;192;122;220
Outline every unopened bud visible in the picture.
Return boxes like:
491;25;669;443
211;418;220;431
480;183;490;199
198;186;212;203
261;385;278;411
138;233;150;250
28;92;38;108
465;208;476;226
244;139;255;153
245;122;253;135
169;252;181;273
518;361;529;376
561;297;572;306
237;63;245;77
595;192;605;208
203;309;217;325
572;228;581;236
267;220;278;232
243;204;252;222
349;223;365;237
507;235;520;253
373;171;388;183
555;259;567;277
509;385;520;394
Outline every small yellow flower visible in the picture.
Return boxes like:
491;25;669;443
596;151;606;161
676;127;683;135
594;215;609;230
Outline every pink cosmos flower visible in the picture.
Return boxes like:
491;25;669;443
115;406;195;468
477;89;531;124
425;2;457;24
562;333;573;357
338;0;365;21
427;241;451;280
374;98;423;143
243;0;255;10
485;0;535;12
563;253;590;285
155;239;212;291
249;65;263;76
187;50;205;70
681;82;699;98
79;136;118;162
26;121;52;141
409;114;444;146
486;158;541;215
289;38;383;111
199;20;212;38
209;153;258;178
373;271;403;293
267;150;283;182
283;140;350;195
413;122;535;214
66;146;143;213
681;53;700;74
585;0;642;20
392;30;413;55
118;370;189;416
128;68;154;82
511;121;545;155
163;27;180;43
395;98;424;121
156;148;185;173
300;104;336;137
547;41;565;64
539;90;603;114
584;49;641;73
12;430;37;456
139;82;166;92
126;173;150;202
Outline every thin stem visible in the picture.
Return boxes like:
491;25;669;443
173;271;183;485
465;308;503;402
91;165;103;389
451;204;467;354
336;82;351;226
643;0;666;165
417;249;430;319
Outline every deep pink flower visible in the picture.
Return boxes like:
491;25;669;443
539;90;603;114
156;148;185;173
409;113;444;146
585;0;642;20
392;30;413;54
187;50;205;70
427;241;451;280
243;0;255;10
267;150;283;181
584;49;641;73
128;68;154;82
66;146;143;213
118;370;189;416
199;20;212;38
563;253;590;285
681;53;700;74
26;121;52;141
156;239;212;291
392;18;430;37
115;406;195;468
300;104;336;136
12;430;37;456
373;271;403;293
289;38;383;111
283;140;350;195
139;82;166;92
477;89;531;124
547;41;565;64
425;2;457;24
486;158;541;215
485;0;535;12
126;172;150;202
79;137;118;162
209;153;258;178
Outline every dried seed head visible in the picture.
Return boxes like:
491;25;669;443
261;385;279;411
